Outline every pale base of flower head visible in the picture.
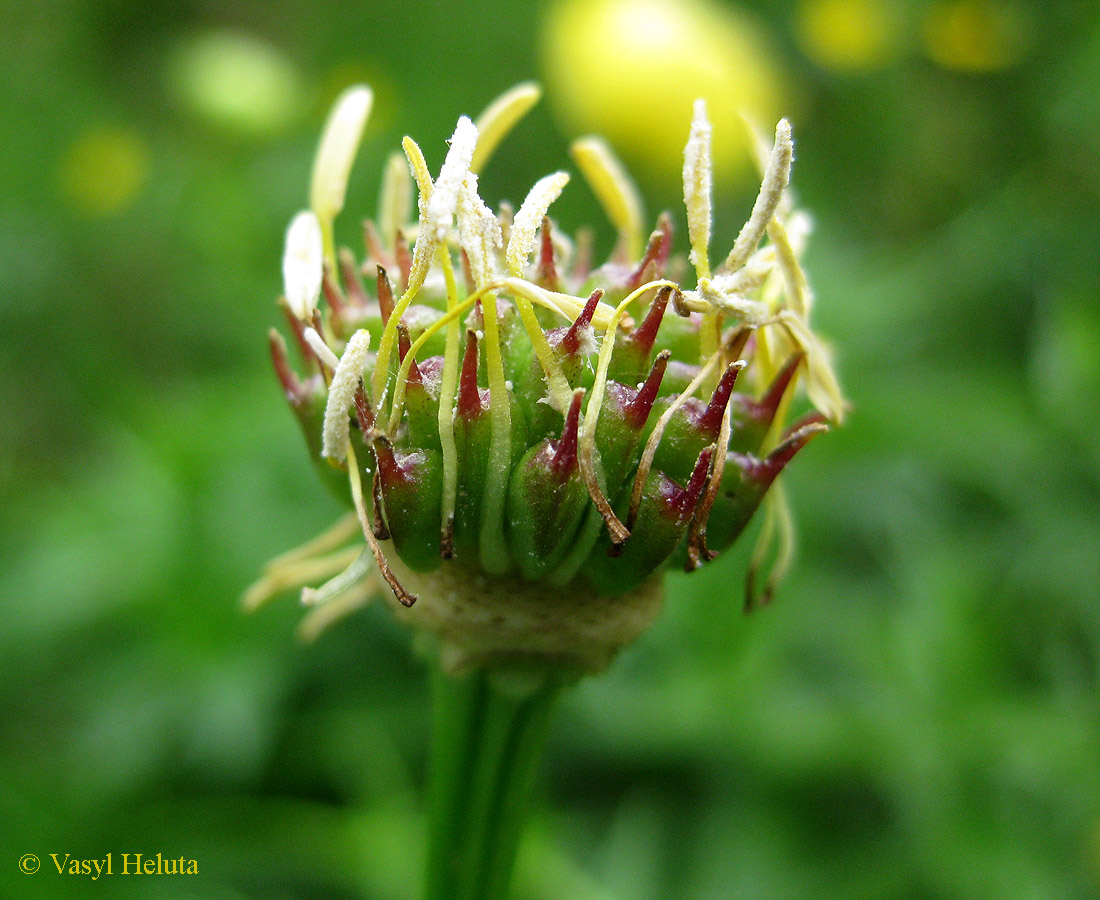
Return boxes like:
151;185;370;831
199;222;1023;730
383;554;664;675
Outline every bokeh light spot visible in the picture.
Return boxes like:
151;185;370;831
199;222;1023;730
540;0;786;185
795;0;904;72
922;0;1031;72
57;126;151;217
168;30;307;136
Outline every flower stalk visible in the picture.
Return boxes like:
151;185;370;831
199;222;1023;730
425;664;570;900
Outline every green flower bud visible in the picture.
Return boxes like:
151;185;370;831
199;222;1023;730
254;83;845;671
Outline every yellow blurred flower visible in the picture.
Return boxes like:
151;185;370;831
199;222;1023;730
923;0;1031;72
795;0;904;72
58;126;150;217
540;0;786;183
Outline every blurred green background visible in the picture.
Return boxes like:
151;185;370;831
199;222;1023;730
2;0;1099;897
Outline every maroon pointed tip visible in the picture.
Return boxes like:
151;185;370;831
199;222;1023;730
672;446;714;522
322;266;346;320
457;330;482;419
376;266;394;325
354;380;375;434
656;212;673;269
279;299;314;365
699;361;744;437
563;289;603;354
630;286;672;356
459;248;476;294
393;230;412;290
397;323;423;386
625;350;670;430
537;216;561;288
338;247;368;306
759;352;806;418
373;434;402;485
363;219;386;265
551;389;584;480
269;328;303;400
739;419;826;487
627;227;664;289
725;325;754;361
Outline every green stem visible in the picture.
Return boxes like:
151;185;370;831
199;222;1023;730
424;663;570;900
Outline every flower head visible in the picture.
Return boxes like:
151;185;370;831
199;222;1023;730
250;84;844;671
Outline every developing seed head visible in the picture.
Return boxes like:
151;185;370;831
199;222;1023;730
252;83;845;671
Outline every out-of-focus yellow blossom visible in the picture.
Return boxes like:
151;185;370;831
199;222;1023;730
923;0;1031;72
795;0;905;72
540;0;786;182
58;126;150;217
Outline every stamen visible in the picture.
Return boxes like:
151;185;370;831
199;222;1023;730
378;150;412;249
310;85;373;242
767;215;811;319
507;171;570;276
428;116;478;241
456;173;503;288
297;577;377;642
374;127;474;407
321;329;371;460
476;285;514;573
570;136;644;259
242;545;362;612
435;247;463;559
303;326;341;372
471;82;542;174
263;512;359;571
745;482;793;611
724;119;793;273
300;549;373;606
683;99;713;280
282;210;324;321
777;310;846;424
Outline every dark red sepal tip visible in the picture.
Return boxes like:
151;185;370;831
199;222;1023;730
625;350;671;430
562;289;603;355
550;389;584;481
457;330;482;419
